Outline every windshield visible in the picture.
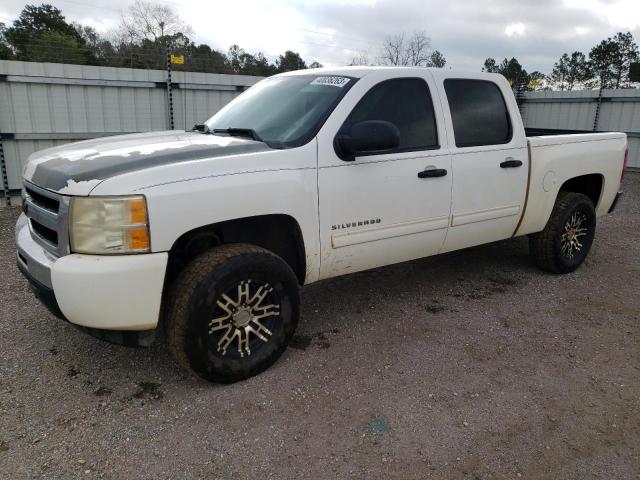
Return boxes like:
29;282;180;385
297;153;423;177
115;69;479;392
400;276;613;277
204;75;356;148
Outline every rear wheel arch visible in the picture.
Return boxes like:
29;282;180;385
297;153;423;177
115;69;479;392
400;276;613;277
530;191;596;273
558;173;604;209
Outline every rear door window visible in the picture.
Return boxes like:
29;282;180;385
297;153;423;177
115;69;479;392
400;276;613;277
443;79;512;147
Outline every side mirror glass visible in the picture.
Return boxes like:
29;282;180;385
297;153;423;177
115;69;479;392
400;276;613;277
334;120;400;161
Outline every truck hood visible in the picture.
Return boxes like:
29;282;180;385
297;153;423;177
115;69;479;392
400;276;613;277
23;130;271;195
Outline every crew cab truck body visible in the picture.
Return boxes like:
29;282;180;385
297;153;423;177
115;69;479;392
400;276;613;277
15;67;627;382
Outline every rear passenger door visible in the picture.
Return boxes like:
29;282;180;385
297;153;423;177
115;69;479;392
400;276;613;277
436;75;529;253
317;73;452;279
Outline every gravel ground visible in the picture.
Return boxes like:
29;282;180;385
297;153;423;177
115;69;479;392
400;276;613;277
1;173;639;480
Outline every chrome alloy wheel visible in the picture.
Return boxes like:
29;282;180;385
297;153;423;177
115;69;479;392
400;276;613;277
561;211;588;259
208;280;280;357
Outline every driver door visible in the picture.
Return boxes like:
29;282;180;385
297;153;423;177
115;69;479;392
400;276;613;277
316;73;452;279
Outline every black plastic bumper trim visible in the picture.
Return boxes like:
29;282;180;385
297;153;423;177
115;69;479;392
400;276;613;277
608;191;623;213
17;258;65;319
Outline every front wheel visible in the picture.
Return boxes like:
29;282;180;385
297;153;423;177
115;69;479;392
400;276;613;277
529;192;596;274
165;244;300;383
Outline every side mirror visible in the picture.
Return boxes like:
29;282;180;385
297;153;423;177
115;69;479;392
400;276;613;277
334;120;400;161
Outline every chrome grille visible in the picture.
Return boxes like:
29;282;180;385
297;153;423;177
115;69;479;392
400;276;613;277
23;182;70;257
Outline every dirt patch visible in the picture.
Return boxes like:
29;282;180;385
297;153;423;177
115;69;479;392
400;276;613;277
290;329;340;350
132;382;163;400
93;387;112;397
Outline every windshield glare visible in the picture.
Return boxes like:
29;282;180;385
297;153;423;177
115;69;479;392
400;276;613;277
204;75;354;148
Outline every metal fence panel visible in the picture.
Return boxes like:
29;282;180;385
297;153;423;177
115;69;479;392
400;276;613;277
3;60;639;200
522;89;640;169
0;60;262;197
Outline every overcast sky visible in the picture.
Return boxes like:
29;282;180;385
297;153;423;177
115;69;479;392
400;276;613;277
1;0;639;73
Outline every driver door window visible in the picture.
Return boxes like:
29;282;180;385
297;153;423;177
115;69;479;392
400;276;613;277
340;78;439;152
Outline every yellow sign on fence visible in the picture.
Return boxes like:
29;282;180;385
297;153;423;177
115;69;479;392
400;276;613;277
528;78;543;89
170;54;185;65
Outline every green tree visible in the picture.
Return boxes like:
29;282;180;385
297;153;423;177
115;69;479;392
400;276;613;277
276;50;306;72
308;61;323;68
481;57;542;90
24;30;87;64
549;53;570;90
1;3;320;75
588;32;638;89
567;52;592;89
74;24;116;66
498;57;528;86
242;52;278;76
482;57;499;73
0;23;14;60
550;52;591;90
188;43;230;73
611;32;639;88
589;37;619;88
227;44;247;72
427;50;446;68
226;45;278;76
4;4;85;60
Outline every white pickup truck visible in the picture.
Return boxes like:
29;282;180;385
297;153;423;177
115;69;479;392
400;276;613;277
16;67;627;382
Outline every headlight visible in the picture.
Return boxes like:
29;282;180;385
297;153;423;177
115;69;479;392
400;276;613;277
69;196;150;254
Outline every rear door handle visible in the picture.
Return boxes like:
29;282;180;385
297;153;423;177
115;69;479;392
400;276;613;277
418;168;447;178
500;158;523;168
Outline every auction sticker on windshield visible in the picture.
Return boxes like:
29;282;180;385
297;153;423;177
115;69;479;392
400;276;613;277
310;76;351;87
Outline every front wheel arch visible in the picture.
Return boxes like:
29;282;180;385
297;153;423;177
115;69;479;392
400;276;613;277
165;214;307;288
164;243;300;383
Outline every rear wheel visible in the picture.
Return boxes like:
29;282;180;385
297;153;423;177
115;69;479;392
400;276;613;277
165;244;300;383
529;192;596;274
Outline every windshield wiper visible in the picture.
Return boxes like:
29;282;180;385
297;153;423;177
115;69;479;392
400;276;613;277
212;128;264;142
192;123;210;133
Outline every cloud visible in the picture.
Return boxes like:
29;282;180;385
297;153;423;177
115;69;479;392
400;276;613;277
303;0;640;70
504;23;526;37
1;0;639;73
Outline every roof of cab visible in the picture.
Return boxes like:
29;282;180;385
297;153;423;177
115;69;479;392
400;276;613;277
276;65;505;82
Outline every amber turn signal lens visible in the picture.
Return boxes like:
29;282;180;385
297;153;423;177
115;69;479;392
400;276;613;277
128;227;150;251
130;198;147;224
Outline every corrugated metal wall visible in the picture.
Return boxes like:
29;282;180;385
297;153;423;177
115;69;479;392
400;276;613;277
521;89;640;169
0;60;262;198
2;61;639;201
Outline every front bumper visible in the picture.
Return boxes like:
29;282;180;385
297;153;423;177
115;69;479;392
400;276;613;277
15;213;168;332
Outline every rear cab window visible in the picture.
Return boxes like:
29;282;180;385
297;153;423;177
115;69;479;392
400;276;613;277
340;77;439;153
443;79;512;148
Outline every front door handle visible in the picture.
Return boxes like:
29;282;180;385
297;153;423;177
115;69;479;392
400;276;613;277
418;168;447;178
500;158;523;168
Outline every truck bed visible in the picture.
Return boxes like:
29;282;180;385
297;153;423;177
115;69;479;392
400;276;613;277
525;127;593;137
516;130;627;237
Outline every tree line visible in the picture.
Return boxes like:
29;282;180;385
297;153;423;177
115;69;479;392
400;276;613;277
0;3;320;75
0;3;447;76
0;2;638;90
483;31;638;90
